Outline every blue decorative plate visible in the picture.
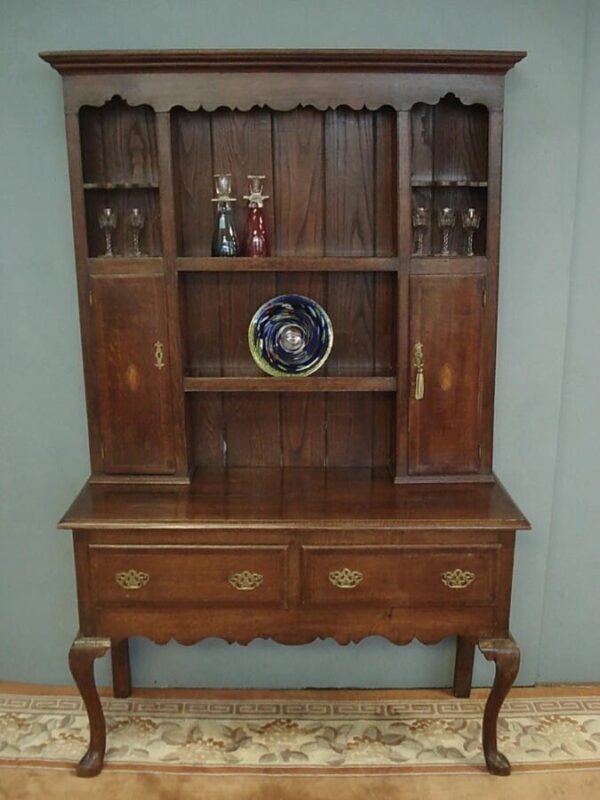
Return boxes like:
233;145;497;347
248;294;333;377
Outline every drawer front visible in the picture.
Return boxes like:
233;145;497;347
90;545;288;607
301;545;498;607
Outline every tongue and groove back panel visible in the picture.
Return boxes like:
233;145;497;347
174;106;397;468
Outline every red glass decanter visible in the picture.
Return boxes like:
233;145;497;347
243;175;270;257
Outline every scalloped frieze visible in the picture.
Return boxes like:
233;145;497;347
63;72;505;114
103;629;479;647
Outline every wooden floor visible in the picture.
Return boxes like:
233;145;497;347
1;767;599;800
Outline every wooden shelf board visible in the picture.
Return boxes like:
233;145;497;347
411;180;488;188
83;182;159;190
183;376;397;393
88;257;164;275
410;256;487;274
176;257;399;272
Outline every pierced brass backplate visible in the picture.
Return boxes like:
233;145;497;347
115;569;150;590
441;568;475;589
328;568;364;589
228;571;264;591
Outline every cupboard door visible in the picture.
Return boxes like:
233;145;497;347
408;275;484;475
90;275;176;474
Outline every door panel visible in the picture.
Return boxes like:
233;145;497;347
90;275;175;474
408;275;484;475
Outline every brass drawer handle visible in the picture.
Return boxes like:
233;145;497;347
413;342;425;400
441;568;475;589
115;569;150;590
228;571;263;591
329;568;364;589
154;340;166;370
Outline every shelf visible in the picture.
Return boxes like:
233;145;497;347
176;257;399;273
411;180;488;188
183;376;397;393
83;182;159;190
410;256;487;274
88;256;164;275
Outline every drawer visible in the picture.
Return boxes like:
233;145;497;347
89;544;288;607
301;545;499;607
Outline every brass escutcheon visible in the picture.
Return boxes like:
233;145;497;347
441;568;475;589
154;340;165;370
228;571;264;591
328;568;364;589
413;342;425;400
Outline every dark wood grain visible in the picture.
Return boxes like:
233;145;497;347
89;275;176;473
325;109;375;465
190;394;225;467
42;49;527;75
394;112;412;479
156;113;191;479
453;636;476;698
411;103;434;183
110;639;131;698
79;99;158;185
59;468;530;530
68;636;111;777
373;110;397;468
479;636;521;775
47;49;529;778
273;108;324;256
433;96;488;183
171;109;213;256
176;257;399;271
90;544;289;607
408;275;485;476
184;377;397;392
301;545;498;607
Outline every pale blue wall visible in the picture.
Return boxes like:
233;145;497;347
0;0;596;689
537;0;600;682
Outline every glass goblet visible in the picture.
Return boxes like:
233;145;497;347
461;208;481;257
213;173;235;201
97;207;117;257
412;207;430;256
129;208;145;257
437;207;456;256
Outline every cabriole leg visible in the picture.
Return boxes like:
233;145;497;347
478;636;520;776
111;638;131;698
453;636;476;698
68;634;111;777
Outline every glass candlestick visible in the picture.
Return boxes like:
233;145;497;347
437;207;456;256
97;207;117;257
412;206;430;256
461;207;481;256
211;173;239;257
243;174;270;257
129;208;145;257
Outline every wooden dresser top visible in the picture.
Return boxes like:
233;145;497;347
59;468;530;531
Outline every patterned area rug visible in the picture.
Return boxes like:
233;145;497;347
1;691;600;773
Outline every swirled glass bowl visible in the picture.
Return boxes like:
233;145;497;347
248;294;333;377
